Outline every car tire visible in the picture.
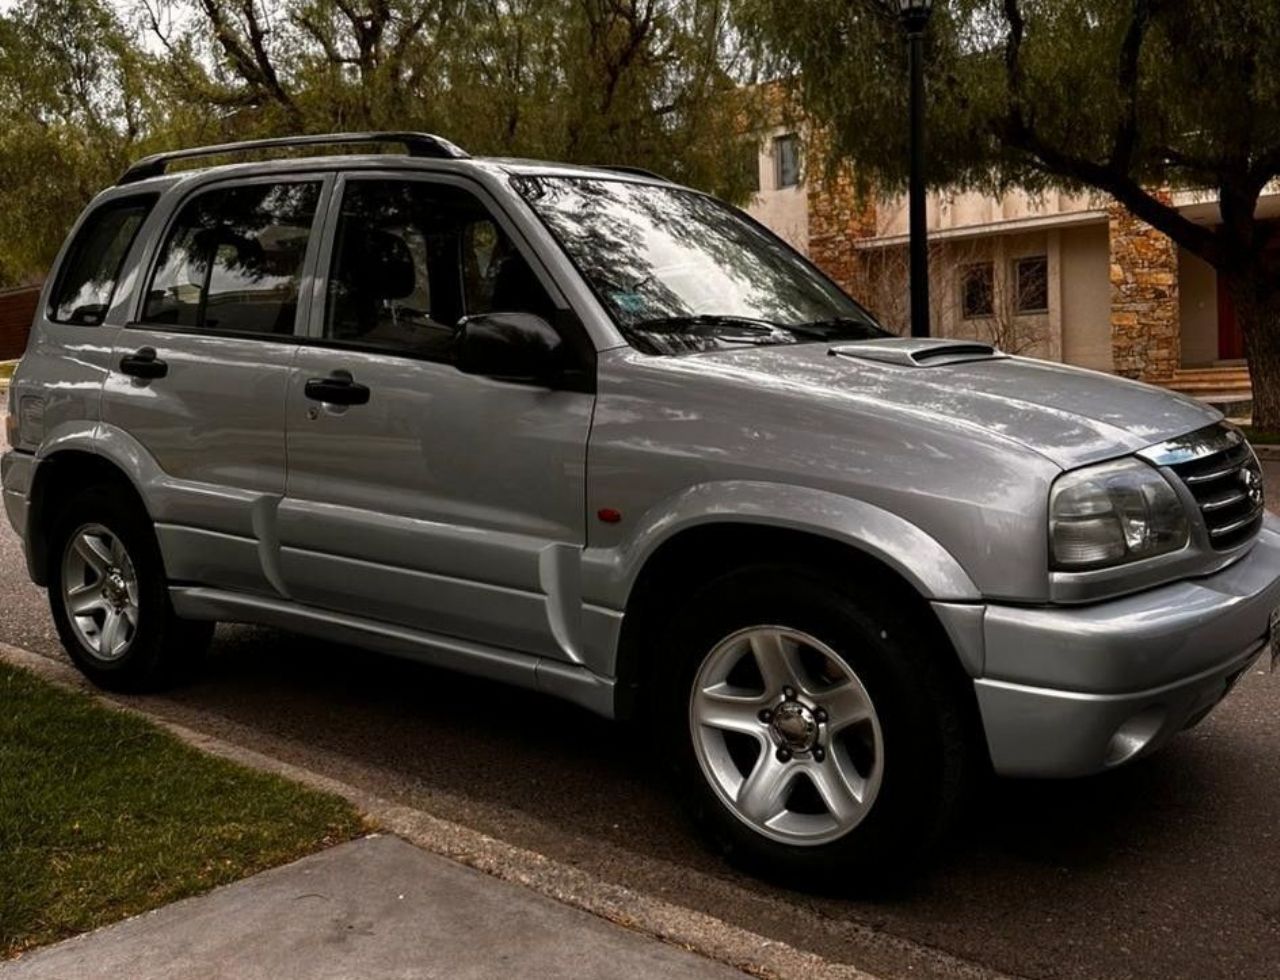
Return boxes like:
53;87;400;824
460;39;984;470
654;563;977;890
48;485;213;692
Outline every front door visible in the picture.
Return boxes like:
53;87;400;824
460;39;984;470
102;176;329;595
279;174;594;661
1217;274;1245;361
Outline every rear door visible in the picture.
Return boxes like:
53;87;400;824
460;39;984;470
101;175;330;595
278;172;595;661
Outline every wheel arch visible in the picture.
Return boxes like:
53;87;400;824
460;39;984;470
27;449;152;586
611;518;982;727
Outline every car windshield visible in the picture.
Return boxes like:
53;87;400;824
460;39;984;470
513;175;889;355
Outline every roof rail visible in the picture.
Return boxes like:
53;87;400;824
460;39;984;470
604;165;670;182
118;131;469;185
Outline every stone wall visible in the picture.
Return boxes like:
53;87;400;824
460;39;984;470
806;156;877;296
1108;198;1180;381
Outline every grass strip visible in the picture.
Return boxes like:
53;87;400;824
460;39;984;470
0;662;365;957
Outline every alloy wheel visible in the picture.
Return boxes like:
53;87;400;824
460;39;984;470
61;523;140;663
689;626;884;846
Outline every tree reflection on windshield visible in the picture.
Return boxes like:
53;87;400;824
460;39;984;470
513;176;888;355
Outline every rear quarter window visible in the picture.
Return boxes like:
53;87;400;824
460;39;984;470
49;195;157;325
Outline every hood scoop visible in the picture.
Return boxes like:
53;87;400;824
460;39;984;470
830;338;1007;368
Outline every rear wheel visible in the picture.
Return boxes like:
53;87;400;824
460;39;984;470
49;486;212;691
656;565;977;888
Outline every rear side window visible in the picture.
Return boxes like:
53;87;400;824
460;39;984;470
142;181;320;337
50;195;156;325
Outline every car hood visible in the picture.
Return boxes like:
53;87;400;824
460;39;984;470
681;340;1222;470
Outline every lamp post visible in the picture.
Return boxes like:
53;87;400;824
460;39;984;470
899;0;934;338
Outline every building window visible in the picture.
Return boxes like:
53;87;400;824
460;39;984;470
1014;256;1049;314
961;262;995;319
773;134;801;189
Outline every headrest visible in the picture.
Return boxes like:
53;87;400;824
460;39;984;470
345;228;417;302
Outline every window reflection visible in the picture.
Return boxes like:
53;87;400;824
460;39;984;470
515;176;884;355
143;182;320;336
325;180;555;359
51;196;155;326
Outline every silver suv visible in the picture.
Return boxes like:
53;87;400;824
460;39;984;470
4;133;1279;883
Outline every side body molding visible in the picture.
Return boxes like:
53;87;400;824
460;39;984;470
579;480;984;675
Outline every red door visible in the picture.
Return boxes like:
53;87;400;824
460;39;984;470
1217;221;1280;361
1217;275;1245;360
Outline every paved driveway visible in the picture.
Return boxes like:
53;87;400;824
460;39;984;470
1;457;1277;980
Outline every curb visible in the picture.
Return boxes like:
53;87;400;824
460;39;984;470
0;642;1010;980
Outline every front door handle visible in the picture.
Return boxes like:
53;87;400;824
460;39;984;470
304;371;370;406
119;347;168;380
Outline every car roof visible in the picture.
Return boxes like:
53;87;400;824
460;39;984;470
109;150;677;196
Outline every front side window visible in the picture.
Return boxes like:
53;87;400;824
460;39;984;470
142;181;320;336
50;195;156;325
1014;256;1049;315
515;176;885;355
324;179;554;358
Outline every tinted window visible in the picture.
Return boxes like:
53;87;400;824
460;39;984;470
50;195;155;325
325;180;554;358
142;182;320;336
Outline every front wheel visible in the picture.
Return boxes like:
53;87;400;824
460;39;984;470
657;566;978;888
49;486;213;692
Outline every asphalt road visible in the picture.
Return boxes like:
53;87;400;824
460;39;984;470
2;461;1278;980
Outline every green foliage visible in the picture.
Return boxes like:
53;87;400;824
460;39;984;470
0;0;760;286
0;662;364;957
738;1;1280;203
0;0;156;284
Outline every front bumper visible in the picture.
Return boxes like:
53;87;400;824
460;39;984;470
957;515;1280;777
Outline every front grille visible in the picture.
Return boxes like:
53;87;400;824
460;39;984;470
1164;432;1266;550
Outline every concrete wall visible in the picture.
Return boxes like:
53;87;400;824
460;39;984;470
928;231;1054;359
743;126;809;255
1059;224;1113;373
875;188;1102;239
1178;248;1219;367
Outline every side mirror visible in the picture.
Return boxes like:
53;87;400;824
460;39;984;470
453;312;566;386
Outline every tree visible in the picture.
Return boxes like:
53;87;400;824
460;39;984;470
142;0;760;199
0;0;154;285
736;0;1280;430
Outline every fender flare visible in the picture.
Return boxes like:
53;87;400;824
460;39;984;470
583;480;982;609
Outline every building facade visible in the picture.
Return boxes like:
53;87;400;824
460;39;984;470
744;126;1269;404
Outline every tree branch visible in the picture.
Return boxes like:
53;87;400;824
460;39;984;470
1109;0;1155;172
998;0;1221;265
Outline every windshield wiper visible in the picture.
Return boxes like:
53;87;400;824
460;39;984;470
786;316;890;340
630;314;780;333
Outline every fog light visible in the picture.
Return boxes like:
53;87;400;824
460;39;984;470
1103;707;1166;767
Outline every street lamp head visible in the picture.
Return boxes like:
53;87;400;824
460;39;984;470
898;0;934;33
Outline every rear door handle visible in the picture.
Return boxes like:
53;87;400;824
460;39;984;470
304;371;370;406
119;347;168;380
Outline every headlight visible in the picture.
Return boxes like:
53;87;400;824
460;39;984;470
1050;458;1189;570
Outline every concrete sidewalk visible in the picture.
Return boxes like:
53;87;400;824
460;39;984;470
1;835;750;980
